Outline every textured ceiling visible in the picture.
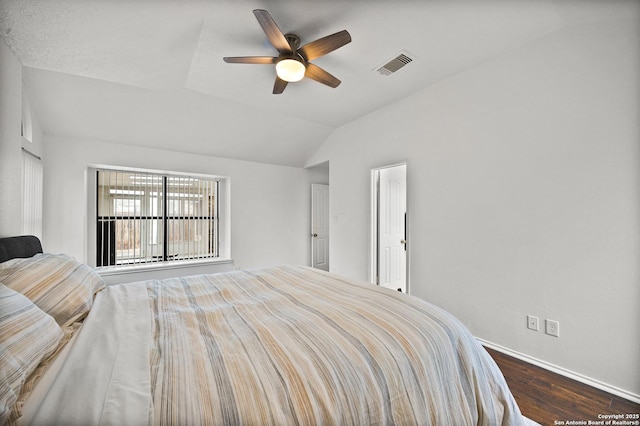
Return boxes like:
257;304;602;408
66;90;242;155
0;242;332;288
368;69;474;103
2;0;638;166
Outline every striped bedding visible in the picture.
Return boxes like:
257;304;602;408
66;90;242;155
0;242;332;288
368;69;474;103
22;265;523;425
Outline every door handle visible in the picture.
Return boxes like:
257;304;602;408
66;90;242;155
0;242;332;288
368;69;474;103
400;239;406;244
312;233;318;237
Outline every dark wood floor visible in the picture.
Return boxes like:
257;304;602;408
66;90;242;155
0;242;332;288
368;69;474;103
485;347;640;425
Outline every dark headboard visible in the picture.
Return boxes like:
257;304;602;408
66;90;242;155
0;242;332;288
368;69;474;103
0;235;43;263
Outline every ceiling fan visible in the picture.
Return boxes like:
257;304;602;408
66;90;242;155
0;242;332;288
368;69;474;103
223;9;352;94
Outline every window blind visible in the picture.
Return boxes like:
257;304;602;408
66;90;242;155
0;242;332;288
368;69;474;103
21;148;43;238
96;169;218;267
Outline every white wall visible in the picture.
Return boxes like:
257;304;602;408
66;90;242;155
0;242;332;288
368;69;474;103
308;19;640;398
0;41;24;236
42;135;327;280
0;43;45;237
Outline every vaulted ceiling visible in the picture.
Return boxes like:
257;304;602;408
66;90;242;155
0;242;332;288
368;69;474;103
1;0;637;166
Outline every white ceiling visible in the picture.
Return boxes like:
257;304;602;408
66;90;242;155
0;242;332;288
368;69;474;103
2;0;637;166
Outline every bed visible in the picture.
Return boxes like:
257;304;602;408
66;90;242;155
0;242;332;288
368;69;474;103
0;235;523;425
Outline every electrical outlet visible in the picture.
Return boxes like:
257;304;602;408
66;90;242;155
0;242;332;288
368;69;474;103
527;315;539;331
546;319;560;337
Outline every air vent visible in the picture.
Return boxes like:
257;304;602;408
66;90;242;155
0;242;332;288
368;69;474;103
375;51;416;76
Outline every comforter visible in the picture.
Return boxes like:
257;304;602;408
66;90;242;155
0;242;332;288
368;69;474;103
22;265;522;425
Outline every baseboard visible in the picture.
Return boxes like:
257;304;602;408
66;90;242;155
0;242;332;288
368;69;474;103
477;338;640;405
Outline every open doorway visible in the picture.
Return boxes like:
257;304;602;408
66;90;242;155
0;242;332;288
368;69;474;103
371;164;407;292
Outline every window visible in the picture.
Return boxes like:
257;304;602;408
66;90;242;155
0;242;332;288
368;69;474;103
96;169;221;267
22;82;33;142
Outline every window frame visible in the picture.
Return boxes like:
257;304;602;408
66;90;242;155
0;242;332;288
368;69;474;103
87;165;231;270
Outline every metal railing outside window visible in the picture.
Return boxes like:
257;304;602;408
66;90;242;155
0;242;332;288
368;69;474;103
96;169;219;267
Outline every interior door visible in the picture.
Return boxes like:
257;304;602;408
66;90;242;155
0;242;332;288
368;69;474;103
377;165;406;292
311;184;329;271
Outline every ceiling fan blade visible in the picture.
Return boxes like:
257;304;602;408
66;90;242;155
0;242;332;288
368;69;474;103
305;63;341;88
299;30;351;61
253;9;291;53
273;77;288;94
223;56;277;64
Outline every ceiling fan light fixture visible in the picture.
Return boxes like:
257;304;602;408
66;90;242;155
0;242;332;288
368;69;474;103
276;58;306;82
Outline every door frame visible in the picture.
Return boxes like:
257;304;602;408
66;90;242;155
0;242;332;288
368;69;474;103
370;163;409;293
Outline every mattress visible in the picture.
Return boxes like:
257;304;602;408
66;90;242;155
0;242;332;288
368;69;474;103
20;265;523;425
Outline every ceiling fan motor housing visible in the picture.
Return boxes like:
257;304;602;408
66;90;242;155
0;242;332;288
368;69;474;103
285;33;301;51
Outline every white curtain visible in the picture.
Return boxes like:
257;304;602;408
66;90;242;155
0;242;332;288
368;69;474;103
22;149;43;238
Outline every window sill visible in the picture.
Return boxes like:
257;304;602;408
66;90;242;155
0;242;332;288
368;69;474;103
97;257;234;277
